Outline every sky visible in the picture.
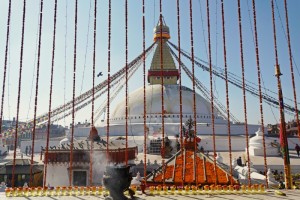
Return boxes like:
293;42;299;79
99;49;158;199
0;0;299;128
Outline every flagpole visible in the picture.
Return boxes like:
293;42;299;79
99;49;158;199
275;64;292;189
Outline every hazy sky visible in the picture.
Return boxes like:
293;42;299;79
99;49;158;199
0;0;299;127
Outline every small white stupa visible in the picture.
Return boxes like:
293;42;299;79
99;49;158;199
131;172;142;186
248;128;280;156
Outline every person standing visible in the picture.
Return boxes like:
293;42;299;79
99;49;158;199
237;156;242;166
295;144;300;157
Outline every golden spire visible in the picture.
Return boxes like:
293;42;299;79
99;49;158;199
148;18;178;85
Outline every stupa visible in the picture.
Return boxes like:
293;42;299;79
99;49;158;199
95;19;262;138
248;128;280;156
73;18;263;157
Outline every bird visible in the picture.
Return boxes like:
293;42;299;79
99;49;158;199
97;72;103;77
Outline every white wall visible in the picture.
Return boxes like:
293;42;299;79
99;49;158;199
75;123;264;138
46;164;70;187
46;152;117;187
20;140;60;153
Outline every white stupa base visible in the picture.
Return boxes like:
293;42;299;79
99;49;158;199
248;146;280;156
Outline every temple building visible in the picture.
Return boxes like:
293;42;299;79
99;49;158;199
43;128;138;186
0;159;43;187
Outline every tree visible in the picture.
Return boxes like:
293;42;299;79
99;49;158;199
184;116;195;139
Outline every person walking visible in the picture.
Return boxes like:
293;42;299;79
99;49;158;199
295;144;300;157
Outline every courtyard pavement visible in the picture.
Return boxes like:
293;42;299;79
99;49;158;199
1;190;300;200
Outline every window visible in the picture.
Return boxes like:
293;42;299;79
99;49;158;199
73;171;87;186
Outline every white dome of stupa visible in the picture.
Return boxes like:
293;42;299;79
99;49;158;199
111;84;225;124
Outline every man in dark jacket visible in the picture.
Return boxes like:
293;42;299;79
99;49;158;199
237;156;242;166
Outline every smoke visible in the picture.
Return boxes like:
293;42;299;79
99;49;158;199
90;145;108;185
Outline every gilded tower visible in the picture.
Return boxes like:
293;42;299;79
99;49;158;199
148;19;179;85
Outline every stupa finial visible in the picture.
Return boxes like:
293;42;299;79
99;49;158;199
153;16;170;42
